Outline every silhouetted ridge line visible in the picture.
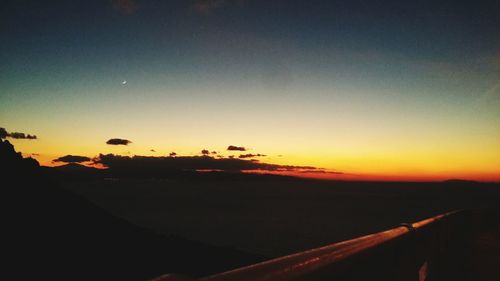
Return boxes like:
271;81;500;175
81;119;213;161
2;139;265;280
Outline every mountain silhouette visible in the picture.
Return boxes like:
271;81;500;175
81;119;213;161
2;139;264;280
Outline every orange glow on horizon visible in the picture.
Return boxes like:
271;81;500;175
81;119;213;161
11;134;500;183
244;170;500;183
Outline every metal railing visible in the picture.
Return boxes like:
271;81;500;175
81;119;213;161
152;209;494;281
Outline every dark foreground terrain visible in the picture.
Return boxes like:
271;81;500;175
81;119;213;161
2;140;264;281
4;138;500;280
60;175;500;257
59;176;500;281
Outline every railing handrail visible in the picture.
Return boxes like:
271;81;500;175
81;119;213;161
153;209;487;281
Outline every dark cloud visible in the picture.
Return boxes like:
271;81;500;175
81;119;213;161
201;149;210;155
9;132;37;139
169;152;177;157
106;138;132;145
53;155;92;163
227;145;246;151
0;127;37;139
111;0;138;15
211;151;217;154
192;0;226;14
298;170;344;175
150;149;156;152
94;154;320;175
239;153;266;158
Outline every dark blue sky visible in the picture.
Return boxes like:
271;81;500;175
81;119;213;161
2;0;499;64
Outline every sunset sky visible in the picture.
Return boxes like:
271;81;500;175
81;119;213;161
1;0;499;181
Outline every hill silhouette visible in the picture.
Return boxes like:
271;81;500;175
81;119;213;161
43;162;105;181
46;161;298;182
2;139;264;280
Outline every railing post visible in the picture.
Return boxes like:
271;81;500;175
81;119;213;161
398;223;420;281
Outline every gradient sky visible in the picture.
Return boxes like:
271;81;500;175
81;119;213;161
1;0;499;181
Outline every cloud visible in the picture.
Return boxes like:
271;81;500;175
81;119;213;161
106;138;132;145
94;154;321;176
192;0;226;14
53;155;91;163
201;149;210;155
239;153;266;158
9;132;37;139
150;149;156;152
298;170;344;175
111;0;138;15
0;127;37;140
227;145;246;151
169;152;177;157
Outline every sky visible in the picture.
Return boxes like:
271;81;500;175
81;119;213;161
1;0;499;181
